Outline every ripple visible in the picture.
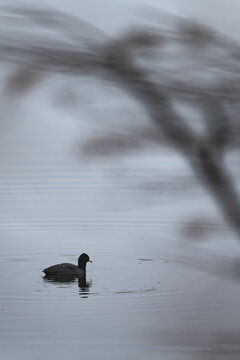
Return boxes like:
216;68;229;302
0;249;231;318
0;251;212;301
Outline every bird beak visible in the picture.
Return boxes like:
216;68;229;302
89;259;93;263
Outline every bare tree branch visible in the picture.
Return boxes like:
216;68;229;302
1;6;240;236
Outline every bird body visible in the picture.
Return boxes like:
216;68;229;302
43;263;83;277
42;253;92;278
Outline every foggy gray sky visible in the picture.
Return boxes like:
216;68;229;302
42;0;240;40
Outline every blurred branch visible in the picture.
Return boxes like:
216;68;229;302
1;6;240;236
4;67;41;96
102;43;240;235
203;96;232;151
193;144;240;232
103;43;198;151
0;4;107;43
80;127;165;157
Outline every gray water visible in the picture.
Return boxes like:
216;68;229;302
1;1;240;359
1;103;240;359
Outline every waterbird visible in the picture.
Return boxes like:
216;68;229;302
42;253;93;278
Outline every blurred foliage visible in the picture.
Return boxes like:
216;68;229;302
0;4;240;236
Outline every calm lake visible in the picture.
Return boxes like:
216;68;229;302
1;103;240;359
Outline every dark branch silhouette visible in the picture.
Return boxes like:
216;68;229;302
1;5;240;236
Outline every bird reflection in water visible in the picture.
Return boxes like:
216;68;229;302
43;274;92;298
78;275;92;298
